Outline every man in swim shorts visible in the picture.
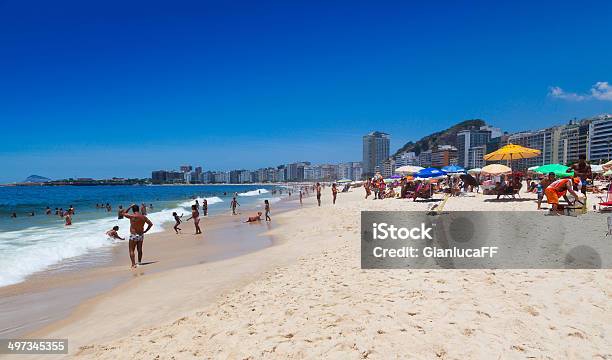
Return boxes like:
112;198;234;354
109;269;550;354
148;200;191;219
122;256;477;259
121;204;153;268
544;176;581;215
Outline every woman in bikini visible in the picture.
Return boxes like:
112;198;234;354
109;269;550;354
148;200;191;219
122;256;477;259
185;205;202;234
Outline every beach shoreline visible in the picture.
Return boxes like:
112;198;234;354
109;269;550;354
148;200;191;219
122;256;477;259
2;188;611;359
0;193;303;339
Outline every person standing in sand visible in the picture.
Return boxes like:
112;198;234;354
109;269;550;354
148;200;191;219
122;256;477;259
316;182;322;206
299;190;303;205
202;199;208;216
186;204;202;234
121;204;153;268
332;183;338;204
230;197;240;215
264;199;271;221
568;154;592;196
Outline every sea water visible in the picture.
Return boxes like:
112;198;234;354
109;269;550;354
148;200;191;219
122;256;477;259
0;185;284;287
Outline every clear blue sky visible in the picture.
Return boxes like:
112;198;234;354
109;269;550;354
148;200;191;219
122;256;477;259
1;0;611;182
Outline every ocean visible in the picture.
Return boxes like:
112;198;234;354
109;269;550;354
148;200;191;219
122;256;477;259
0;184;288;287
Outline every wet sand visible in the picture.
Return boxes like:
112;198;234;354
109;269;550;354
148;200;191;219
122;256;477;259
0;197;298;338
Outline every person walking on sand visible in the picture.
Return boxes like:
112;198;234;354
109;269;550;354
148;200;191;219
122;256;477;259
121;204;153;268
230;197;240;215
332;183;338;204
202;199;208;216
106;226;124;240
264;199;271;221
172;212;183;234
365;179;372;199
185;205;202;234
299;190;303;205
316;182;322;206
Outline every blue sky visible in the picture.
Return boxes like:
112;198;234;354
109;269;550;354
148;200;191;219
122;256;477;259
1;0;611;182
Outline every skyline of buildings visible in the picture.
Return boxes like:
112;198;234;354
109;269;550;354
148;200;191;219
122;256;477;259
153;113;612;184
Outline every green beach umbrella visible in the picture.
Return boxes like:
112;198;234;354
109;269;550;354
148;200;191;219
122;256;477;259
534;164;573;178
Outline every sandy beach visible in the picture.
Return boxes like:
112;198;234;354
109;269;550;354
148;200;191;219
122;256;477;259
3;188;611;359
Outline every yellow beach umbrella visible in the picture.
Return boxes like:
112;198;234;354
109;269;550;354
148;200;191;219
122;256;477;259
483;143;541;162
481;164;512;175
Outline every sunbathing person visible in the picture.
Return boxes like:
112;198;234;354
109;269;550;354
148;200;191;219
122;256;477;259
245;212;263;223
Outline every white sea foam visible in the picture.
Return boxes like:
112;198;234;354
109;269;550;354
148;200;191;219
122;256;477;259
178;196;223;208
238;189;269;197
0;208;177;287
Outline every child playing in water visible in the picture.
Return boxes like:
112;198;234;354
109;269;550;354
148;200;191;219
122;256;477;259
172;212;183;234
106;226;124;240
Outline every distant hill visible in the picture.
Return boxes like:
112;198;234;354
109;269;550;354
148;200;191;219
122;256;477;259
393;119;487;157
23;175;51;183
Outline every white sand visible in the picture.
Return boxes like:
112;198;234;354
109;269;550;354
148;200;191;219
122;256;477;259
25;189;611;359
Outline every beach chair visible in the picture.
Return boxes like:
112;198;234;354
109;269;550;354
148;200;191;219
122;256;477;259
597;183;612;211
496;182;521;199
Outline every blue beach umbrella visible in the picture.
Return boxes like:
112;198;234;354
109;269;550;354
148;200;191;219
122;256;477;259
415;167;446;178
441;165;466;173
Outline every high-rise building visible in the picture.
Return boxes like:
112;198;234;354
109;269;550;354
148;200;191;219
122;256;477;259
351;162;363;180
151;170;168;184
431;145;457;167
239;170;251;183
394;152;418;167
456;128;493;167
557;120;589;164
338;163;353;180
506;128;557;170
194;167;202;182
588;115;612;162
362;132;390;177
418;150;432;167
467;146;486;169
381;158;395;178
202;171;214;184
319;164;339;181
303;165;315;181
180;165;193;173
